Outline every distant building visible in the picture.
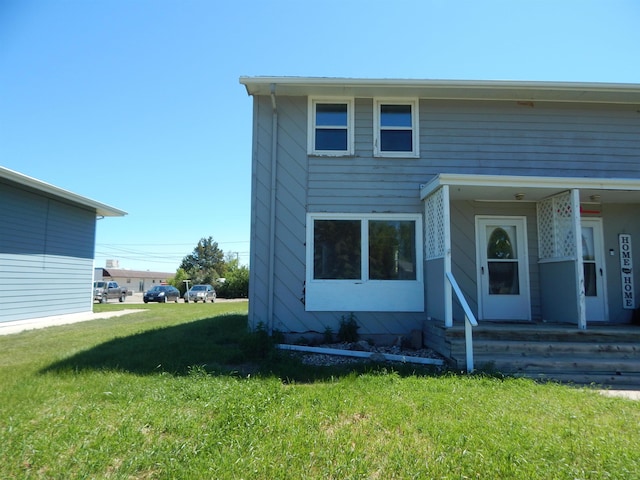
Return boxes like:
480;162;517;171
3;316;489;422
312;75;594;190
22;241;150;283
0;166;125;323
94;268;174;292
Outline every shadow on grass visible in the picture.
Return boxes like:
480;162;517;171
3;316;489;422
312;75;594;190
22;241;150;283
39;313;445;383
41;314;249;377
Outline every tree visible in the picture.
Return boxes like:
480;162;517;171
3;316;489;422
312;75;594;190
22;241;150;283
168;268;190;295
179;237;226;286
217;258;249;298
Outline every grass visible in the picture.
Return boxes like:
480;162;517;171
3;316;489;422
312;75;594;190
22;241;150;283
1;302;639;479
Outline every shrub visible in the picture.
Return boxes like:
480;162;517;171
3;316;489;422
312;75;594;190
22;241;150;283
337;313;359;343
323;326;334;344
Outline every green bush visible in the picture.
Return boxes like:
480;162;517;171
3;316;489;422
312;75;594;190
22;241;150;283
337;313;359;342
217;265;249;298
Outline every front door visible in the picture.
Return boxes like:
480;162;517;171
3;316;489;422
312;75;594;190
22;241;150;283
477;217;531;320
582;218;608;322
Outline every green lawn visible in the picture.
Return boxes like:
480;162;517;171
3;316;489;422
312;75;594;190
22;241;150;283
1;302;639;479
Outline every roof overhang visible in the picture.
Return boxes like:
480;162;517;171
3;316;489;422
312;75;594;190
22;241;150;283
420;174;640;204
239;77;640;105
0;166;127;217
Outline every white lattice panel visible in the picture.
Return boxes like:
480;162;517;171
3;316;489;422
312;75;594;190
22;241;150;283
537;198;554;258
537;191;576;259
425;188;445;259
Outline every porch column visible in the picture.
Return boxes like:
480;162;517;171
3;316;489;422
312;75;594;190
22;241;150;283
442;185;452;327
572;189;587;330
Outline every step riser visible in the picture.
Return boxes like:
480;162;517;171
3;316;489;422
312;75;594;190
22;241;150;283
476;359;640;374
446;331;640;343
451;342;640;357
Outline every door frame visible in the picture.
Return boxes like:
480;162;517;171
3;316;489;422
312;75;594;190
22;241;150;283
475;215;531;321
581;217;609;322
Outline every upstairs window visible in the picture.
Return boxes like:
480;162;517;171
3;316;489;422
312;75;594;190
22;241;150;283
308;98;354;156
374;99;419;157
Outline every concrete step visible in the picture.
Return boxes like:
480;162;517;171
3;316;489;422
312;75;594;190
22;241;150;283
435;322;640;388
528;372;640;389
470;355;640;375
445;325;640;343
450;340;640;358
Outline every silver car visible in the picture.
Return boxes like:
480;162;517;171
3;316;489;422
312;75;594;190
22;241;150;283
184;284;216;303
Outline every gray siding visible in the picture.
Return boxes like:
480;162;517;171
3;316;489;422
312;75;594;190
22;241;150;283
600;204;640;323
421;100;640;178
0;181;96;322
539;261;579;322
249;93;640;335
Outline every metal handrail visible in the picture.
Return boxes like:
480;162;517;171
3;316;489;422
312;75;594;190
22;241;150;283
445;271;478;373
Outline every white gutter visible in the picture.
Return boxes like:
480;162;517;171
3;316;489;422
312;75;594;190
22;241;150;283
277;344;445;366
240;76;640;104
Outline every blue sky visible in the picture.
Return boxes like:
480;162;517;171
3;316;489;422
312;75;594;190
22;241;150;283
1;0;639;273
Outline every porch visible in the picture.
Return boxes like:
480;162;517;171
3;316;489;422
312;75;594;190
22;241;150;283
421;173;640;329
424;320;640;389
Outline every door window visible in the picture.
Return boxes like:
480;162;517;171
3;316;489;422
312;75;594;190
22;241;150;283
582;227;597;297
486;226;520;295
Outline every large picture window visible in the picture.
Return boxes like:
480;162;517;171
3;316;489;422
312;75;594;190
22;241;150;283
308;98;354;156
306;213;424;311
374;99;419;157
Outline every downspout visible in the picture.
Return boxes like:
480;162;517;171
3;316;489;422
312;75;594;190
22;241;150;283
267;84;278;335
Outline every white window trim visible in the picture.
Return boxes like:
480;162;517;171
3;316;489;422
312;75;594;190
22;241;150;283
307;97;355;156
305;212;424;312
373;98;419;158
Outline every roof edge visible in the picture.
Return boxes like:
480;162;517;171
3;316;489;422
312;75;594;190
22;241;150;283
0;166;127;217
239;76;640;104
420;173;640;200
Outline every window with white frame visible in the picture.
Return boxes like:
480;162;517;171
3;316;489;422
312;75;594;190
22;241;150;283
374;99;419;157
308;98;354;156
306;213;424;312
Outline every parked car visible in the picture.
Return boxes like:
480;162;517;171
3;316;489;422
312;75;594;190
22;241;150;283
143;285;180;303
93;281;128;303
184;284;216;303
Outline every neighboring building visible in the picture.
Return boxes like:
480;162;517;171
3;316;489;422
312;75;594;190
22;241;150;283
0;166;126;323
94;267;174;292
240;76;640;343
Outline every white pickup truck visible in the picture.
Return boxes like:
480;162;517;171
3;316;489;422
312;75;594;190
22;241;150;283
93;281;128;303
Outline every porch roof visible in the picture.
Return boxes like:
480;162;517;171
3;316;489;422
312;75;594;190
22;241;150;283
419;174;640;204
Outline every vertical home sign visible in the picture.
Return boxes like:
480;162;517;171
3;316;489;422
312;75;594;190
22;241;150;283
619;234;635;309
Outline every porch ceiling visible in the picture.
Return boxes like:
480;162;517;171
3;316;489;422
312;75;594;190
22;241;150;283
420;174;640;204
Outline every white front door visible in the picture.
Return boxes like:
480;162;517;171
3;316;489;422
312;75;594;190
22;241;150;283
582;218;608;322
477;217;531;320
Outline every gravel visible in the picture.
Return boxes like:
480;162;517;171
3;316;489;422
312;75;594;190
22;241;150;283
285;341;447;367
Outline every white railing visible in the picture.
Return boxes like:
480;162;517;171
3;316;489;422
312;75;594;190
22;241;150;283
445;271;478;373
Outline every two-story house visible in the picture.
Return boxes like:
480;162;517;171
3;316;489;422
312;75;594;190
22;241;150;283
240;77;640;353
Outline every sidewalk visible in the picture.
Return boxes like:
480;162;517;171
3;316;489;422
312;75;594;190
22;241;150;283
1;295;246;335
0;309;145;336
